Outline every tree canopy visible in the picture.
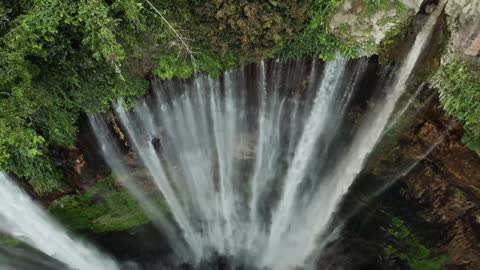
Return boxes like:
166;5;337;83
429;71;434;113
0;0;150;191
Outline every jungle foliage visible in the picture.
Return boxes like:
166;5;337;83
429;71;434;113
0;0;151;191
0;0;354;191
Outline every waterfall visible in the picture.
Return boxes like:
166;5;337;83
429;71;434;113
87;4;444;267
0;3;444;269
0;172;118;270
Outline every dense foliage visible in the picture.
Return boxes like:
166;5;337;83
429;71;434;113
432;57;480;151
0;0;152;191
151;0;351;77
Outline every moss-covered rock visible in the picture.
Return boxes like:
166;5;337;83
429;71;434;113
329;0;414;56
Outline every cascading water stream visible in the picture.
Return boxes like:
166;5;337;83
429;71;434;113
0;172;119;270
87;115;192;260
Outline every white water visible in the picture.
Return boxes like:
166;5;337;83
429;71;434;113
0;172;119;270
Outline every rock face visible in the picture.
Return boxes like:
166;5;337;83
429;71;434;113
373;98;480;269
444;0;480;55
330;0;480;57
465;35;480;56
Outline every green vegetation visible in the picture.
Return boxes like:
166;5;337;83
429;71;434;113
0;0;149;192
431;56;480;151
49;175;161;232
383;216;449;270
325;0;414;58
281;0;361;59
0;233;21;247
151;0;350;76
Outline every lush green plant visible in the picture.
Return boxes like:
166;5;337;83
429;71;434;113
153;49;194;79
432;57;480;151
146;0;312;77
383;216;449;270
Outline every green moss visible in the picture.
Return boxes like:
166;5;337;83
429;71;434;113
365;0;414;56
146;0;310;78
383;216;449;270
49;175;163;232
0;233;21;247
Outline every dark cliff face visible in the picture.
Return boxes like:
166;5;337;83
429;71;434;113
392;105;480;269
364;96;480;269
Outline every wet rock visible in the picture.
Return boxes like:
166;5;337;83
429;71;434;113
151;137;162;152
